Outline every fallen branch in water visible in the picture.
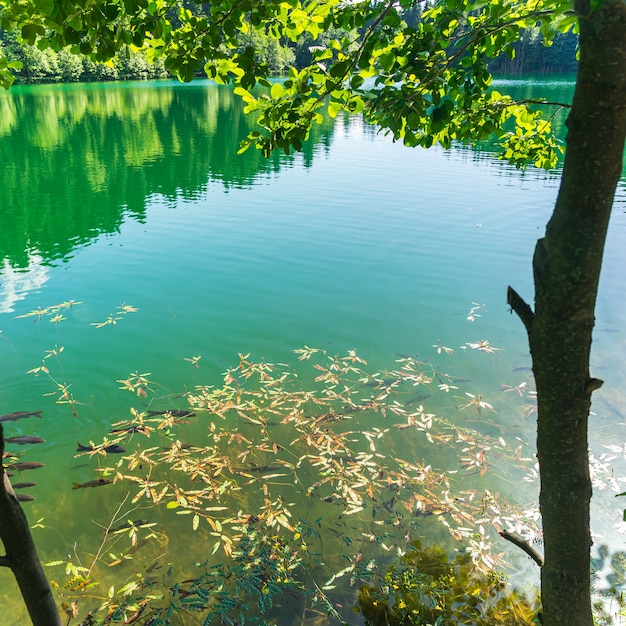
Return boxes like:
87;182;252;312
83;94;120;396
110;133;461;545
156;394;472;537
499;529;544;568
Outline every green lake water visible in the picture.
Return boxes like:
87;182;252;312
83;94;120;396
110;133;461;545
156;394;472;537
1;76;626;623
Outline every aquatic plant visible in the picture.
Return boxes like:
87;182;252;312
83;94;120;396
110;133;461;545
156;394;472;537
356;539;541;625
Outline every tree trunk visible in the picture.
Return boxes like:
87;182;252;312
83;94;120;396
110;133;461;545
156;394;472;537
509;2;626;624
0;425;62;626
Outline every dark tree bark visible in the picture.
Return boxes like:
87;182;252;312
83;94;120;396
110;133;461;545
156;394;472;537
0;424;62;626
508;1;626;624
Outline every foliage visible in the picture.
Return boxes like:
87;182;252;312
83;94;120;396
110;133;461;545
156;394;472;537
293;25;358;68
46;509;301;625
0;0;572;165
356;539;541;625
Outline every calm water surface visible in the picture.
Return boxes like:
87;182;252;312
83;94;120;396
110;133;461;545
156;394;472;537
1;77;625;623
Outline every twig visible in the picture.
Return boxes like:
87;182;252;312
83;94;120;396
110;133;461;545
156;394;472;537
499;529;544;567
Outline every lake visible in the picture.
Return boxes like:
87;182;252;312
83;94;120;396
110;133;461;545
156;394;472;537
1;76;625;624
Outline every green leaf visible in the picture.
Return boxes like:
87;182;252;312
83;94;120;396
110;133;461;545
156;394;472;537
327;101;342;119
350;74;364;90
270;82;284;99
329;59;350;79
379;52;395;72
21;23;46;45
32;0;54;16
66;14;83;31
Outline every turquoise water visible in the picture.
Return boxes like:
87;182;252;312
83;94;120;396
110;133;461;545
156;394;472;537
0;77;625;623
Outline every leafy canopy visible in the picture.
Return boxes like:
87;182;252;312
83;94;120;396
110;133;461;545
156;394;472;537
0;0;575;160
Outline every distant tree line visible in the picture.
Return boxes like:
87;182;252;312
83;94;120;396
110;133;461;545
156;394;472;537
0;18;577;86
488;28;578;74
0;29;169;83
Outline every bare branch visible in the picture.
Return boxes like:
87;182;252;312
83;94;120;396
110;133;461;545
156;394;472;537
499;529;544;567
507;285;534;334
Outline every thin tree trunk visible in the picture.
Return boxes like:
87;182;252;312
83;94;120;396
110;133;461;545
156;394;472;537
0;424;62;626
508;2;626;625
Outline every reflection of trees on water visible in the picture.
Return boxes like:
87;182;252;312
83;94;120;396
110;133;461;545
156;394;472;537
0;81;337;269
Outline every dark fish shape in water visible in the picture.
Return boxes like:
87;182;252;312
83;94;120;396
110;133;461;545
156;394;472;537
15;493;35;502
77;442;127;454
109;425;146;434
5;436;45;445
247;464;284;474
406;393;432;405
147;409;195;418
0;411;43;422
8;461;44;471
111;519;152;533
12;481;37;489
365;377;398;388
72;478;113;490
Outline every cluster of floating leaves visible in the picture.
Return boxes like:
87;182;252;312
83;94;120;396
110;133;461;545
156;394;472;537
63;347;546;624
464;339;501;353
18;302;140;416
13;300;138;329
24;344;84;417
14;299;82;324
466;301;487;322
90;303;139;329
10;301;626;624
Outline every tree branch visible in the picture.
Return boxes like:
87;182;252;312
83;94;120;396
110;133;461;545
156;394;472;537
310;0;397;108
585;377;604;394
507;285;534;334
0;423;62;625
518;98;572;109
499;529;544;567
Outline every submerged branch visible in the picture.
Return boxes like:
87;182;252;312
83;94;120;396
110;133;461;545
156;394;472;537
499;529;544;567
0;423;62;625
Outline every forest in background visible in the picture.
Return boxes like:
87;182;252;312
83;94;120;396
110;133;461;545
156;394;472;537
0;23;578;85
